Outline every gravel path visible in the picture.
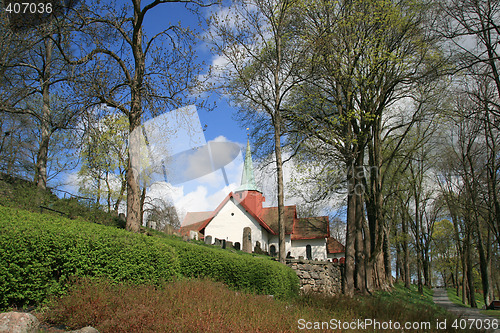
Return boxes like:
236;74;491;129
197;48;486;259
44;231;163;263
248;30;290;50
433;287;500;333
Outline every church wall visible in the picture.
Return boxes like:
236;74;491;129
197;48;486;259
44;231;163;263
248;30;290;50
268;235;291;255
204;197;268;250
290;239;327;261
327;252;345;260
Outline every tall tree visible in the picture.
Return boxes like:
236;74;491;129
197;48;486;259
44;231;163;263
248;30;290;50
207;0;306;263
0;13;82;189
288;0;443;294
58;0;208;232
78;110;128;212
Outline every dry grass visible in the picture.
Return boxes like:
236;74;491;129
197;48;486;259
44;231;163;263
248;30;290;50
36;278;471;333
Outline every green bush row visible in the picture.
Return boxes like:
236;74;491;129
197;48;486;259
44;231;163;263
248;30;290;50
0;206;299;309
162;238;300;299
0;206;179;309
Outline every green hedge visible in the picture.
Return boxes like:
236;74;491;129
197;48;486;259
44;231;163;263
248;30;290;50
0;206;179;309
0;206;299;309
162;238;299;299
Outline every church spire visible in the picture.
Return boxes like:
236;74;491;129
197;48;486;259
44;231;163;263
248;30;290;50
236;138;260;192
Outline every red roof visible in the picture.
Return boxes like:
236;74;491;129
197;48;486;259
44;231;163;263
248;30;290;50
181;211;212;227
327;237;345;254
260;206;297;235
178;219;206;238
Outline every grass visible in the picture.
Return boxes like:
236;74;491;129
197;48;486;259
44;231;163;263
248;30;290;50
446;287;500;319
446;287;486;308
0;173;125;228
34;279;471;333
480;309;500;319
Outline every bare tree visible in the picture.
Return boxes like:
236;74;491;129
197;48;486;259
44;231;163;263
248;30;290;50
0;13;82;189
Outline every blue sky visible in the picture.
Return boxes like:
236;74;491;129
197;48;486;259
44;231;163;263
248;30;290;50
142;1;247;144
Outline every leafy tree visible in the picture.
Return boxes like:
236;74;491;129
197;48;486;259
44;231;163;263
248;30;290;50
432;219;459;287
207;0;306;263
287;0;443;294
78;111;128;213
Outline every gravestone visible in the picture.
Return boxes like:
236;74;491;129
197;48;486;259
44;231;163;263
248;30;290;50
214;238;221;247
254;241;264;254
242;227;252;253
222;239;226;249
226;241;233;249
204;235;212;245
189;230;198;240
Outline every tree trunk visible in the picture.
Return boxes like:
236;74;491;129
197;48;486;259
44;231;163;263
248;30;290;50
466;231;477;308
355;184;366;293
344;158;356;296
383;226;393;287
126;111;142;232
35;37;53;191
402;206;410;289
126;1;146;233
274;114;286;264
476;226;493;306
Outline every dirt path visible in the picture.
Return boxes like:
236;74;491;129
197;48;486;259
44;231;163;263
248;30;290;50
433;287;499;333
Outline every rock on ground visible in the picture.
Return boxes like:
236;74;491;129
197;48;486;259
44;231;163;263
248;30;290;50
0;312;39;333
0;312;100;333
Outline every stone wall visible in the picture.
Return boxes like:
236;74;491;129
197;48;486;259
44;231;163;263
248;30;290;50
286;259;343;295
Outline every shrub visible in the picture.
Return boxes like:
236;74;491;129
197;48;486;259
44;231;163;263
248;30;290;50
40;278;302;333
160;237;299;299
0;206;179;309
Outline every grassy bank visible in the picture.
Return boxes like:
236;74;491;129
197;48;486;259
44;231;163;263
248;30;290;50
36;279;470;333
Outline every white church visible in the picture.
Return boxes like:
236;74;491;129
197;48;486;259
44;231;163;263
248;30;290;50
179;140;345;262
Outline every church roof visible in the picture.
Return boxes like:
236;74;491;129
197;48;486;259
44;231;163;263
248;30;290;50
235;139;260;193
260;206;296;234
179;192;276;236
292;216;330;240
179;196;331;241
182;211;212;227
327;237;345;254
178;219;206;238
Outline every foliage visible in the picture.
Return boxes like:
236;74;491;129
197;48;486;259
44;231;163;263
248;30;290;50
37;279;471;333
78;113;128;212
0;205;299;310
159;236;299;299
0;206;179;309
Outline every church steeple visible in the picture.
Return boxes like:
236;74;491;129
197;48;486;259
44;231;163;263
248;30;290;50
236;139;260;193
